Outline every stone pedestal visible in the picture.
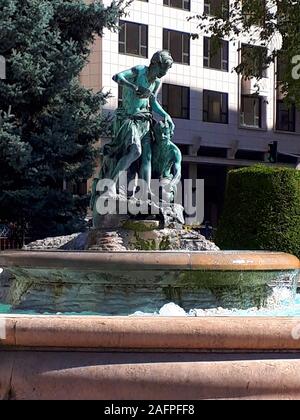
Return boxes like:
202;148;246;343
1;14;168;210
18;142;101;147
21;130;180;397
77;221;219;252
24;222;219;252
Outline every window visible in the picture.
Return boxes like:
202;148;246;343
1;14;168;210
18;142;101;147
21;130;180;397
242;0;266;27
277;0;287;25
240;95;262;128
203;90;228;124
163;0;190;11
119;21;148;58
204;0;229;19
276;51;288;83
163;29;190;65
240;44;268;78
204;37;228;71
276;101;296;132
162;84;190;119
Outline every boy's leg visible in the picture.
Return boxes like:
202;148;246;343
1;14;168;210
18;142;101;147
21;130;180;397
111;144;141;182
139;132;152;198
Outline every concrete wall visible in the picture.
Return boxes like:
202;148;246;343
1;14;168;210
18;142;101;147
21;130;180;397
80;35;102;93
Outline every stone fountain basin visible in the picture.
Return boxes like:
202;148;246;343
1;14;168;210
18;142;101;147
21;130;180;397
0;252;300;400
1;315;300;400
0;251;299;315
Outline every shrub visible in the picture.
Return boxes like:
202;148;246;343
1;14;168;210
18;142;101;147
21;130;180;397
216;165;300;257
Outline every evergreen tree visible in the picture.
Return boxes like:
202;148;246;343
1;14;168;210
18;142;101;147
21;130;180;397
191;0;300;107
0;0;127;240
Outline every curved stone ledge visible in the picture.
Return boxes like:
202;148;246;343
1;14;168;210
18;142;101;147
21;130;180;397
0;250;299;271
1;352;300;400
1;316;300;400
1;316;300;350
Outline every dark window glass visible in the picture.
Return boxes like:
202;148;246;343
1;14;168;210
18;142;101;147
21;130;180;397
276;100;296;132
240;95;262;128
204;0;229;19
241;44;268;78
203;37;228;71
163;29;190;65
119;21;148;58
277;0;287;25
163;0;190;11
277;51;288;83
242;0;266;26
162;84;190;119
203;90;228;124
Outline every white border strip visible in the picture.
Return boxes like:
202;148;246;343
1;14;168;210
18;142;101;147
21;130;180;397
0;318;6;340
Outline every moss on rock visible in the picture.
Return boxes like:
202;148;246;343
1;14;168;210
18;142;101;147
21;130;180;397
122;220;160;232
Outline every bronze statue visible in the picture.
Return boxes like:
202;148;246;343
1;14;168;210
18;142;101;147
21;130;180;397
91;50;183;227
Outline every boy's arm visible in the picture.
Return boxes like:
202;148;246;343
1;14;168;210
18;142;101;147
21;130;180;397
170;150;182;187
112;67;140;93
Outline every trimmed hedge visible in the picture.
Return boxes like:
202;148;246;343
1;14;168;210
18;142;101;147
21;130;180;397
216;165;300;258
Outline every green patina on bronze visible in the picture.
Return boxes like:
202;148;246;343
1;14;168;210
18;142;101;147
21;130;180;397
152;121;182;202
91;50;183;226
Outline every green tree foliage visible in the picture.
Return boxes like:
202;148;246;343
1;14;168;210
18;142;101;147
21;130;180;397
191;0;300;107
216;166;300;257
0;0;127;240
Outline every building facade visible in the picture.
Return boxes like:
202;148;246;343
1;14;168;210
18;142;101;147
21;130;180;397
81;0;300;226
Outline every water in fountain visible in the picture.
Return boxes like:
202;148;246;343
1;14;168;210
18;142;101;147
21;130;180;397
0;281;299;317
0;265;298;315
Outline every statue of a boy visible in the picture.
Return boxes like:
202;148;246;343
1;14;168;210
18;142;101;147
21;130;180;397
96;50;175;198
152;120;182;203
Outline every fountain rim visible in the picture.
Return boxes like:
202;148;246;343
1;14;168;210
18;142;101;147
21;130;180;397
1;315;300;350
1;315;300;400
0;250;299;271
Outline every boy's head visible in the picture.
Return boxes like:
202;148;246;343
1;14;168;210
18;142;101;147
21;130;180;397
154;120;173;143
150;50;173;78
